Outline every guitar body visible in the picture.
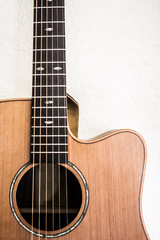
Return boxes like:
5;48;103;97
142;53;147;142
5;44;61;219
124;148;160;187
0;98;150;240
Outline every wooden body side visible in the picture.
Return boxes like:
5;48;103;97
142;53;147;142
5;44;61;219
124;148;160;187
0;99;150;240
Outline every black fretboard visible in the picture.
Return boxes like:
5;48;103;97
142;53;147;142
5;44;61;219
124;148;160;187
31;0;68;164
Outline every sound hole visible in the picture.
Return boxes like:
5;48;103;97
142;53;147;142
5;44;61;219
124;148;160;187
16;164;82;231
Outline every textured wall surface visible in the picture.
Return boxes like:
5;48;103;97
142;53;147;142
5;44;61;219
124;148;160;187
0;0;160;239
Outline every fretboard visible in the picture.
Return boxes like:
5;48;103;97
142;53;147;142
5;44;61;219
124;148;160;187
31;0;68;164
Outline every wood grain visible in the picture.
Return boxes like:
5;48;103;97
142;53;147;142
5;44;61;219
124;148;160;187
0;99;150;240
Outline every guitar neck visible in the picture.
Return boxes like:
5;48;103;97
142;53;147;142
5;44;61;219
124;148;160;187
31;0;68;164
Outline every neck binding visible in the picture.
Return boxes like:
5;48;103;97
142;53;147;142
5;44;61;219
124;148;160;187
31;0;68;164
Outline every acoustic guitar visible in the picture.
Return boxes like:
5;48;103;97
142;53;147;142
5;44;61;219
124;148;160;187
0;0;150;239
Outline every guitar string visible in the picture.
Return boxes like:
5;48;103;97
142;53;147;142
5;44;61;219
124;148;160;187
63;0;69;227
51;0;55;232
31;0;38;239
38;0;43;238
32;1;67;236
56;2;61;229
45;0;49;237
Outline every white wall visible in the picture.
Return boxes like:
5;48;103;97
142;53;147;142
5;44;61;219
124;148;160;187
0;0;160;239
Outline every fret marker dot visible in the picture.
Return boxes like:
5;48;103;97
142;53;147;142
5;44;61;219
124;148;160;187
37;67;44;71
45;28;53;32
45;100;53;104
54;67;62;71
45;121;53;125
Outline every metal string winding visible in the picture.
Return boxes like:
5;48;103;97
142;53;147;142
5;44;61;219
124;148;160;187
63;0;69;227
31;0;38;239
45;0;49;238
56;3;61;230
38;0;43;238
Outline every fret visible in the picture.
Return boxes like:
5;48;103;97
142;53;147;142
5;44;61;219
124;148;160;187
32;99;67;106
32;152;67;154
31;143;68;145
33;49;65;62
31;153;67;164
32;108;67;115
33;49;65;51
32;133;67;136
34;7;65;9
32;134;67;137
32;101;67;110
33;85;66;87
34;0;64;8
32;127;67;135
31;121;67;127
32;97;66;99
32;126;67;128
32;96;66;98
34;35;65;38
33;61;65;63
31;126;68;138
32;92;66;98
34;8;65;22
33;36;65;49
32;98;67;106
34;23;65;36
32;136;67;143
31;112;67;118
31;117;67;120
32;101;66;106
32;107;67;109
34;21;65;23
32;117;67;119
32;87;66;97
31;108;67;117
32;116;67;119
32;75;66;85
32;125;67;130
31;148;68;153
33;74;66;76
32;118;67;127
33;131;67;137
